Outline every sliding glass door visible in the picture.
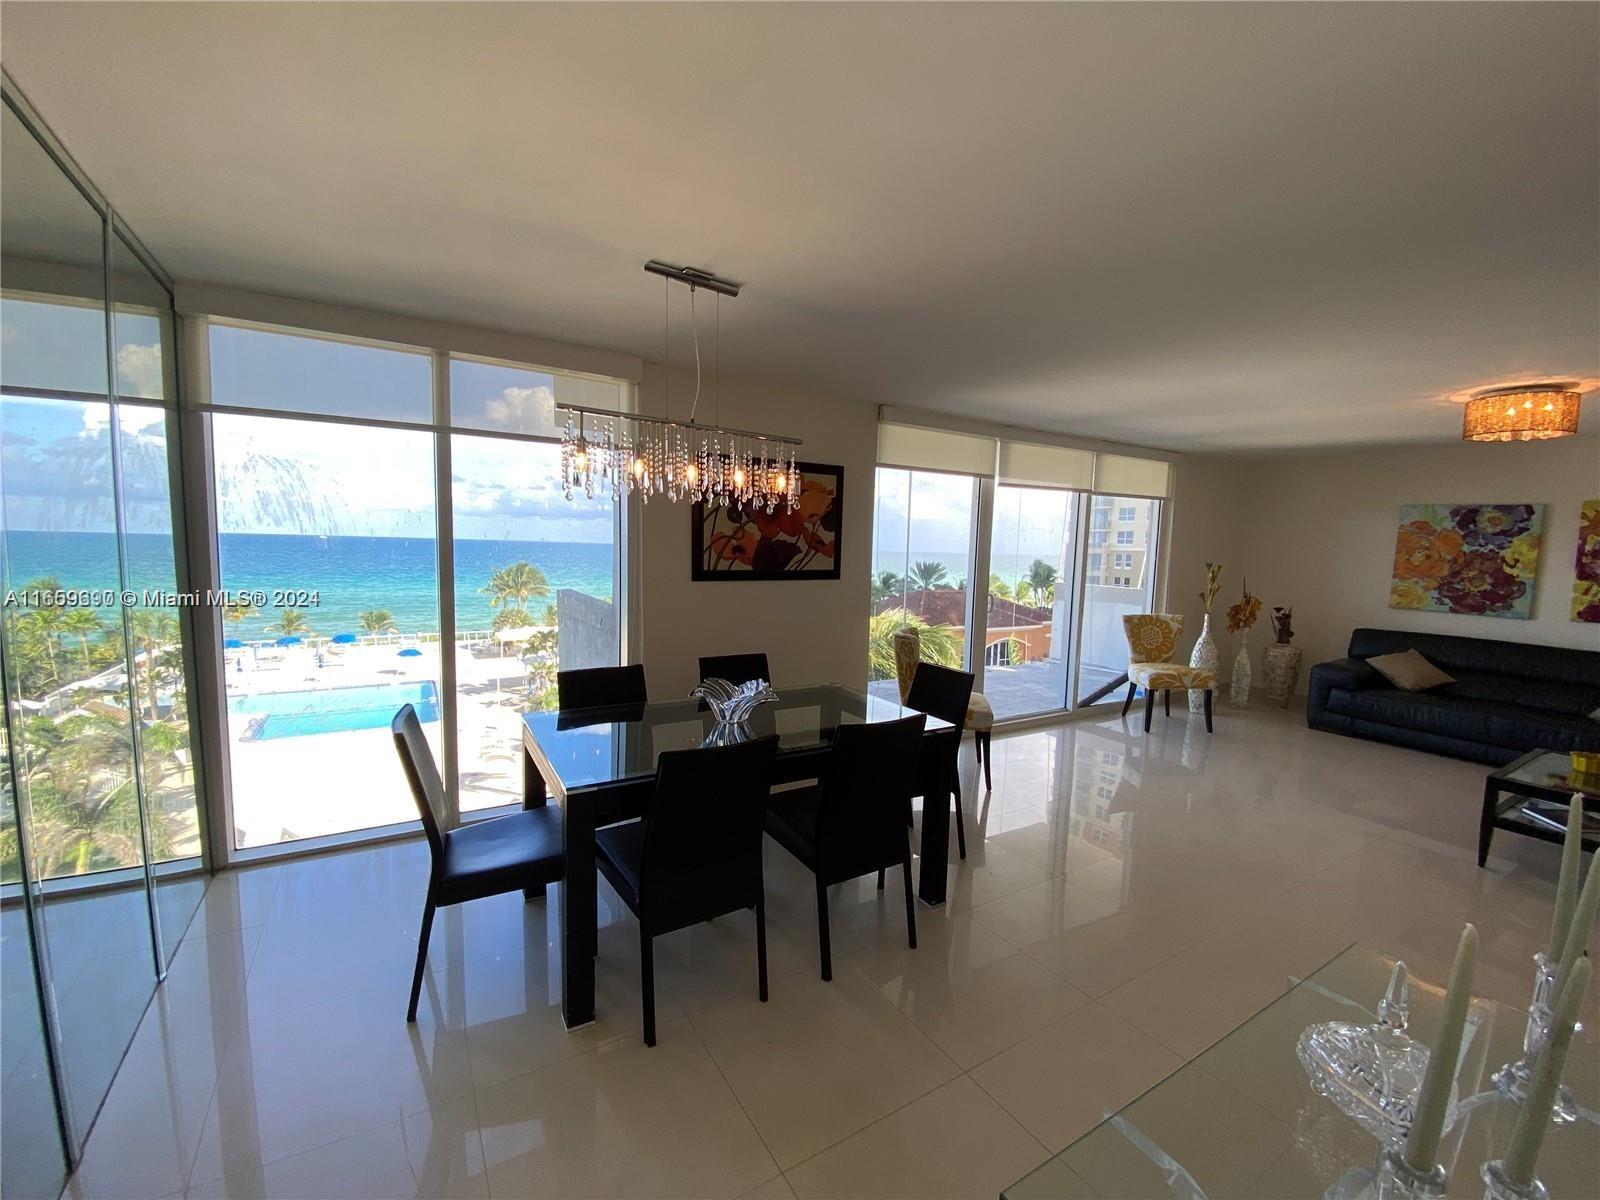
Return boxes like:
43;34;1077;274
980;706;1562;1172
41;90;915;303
868;467;978;694
984;484;1079;719
1076;495;1163;705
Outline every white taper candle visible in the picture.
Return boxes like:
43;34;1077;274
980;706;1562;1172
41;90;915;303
1502;955;1591;1186
1548;797;1584;958
1402;923;1478;1172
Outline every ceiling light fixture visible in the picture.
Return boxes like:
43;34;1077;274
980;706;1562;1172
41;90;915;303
555;261;802;510
1462;382;1582;443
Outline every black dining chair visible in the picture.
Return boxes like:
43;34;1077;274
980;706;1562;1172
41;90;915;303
392;703;565;1022
765;714;926;981
558;663;648;709
697;652;771;687
905;662;975;860
594;735;780;1046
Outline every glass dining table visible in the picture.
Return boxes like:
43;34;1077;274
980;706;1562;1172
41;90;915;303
520;683;954;1029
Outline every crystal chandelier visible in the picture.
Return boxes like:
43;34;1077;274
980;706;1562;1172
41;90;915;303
1463;383;1582;442
557;262;802;511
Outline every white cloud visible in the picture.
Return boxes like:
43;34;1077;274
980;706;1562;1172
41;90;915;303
483;385;555;431
116;342;164;398
78;404;167;438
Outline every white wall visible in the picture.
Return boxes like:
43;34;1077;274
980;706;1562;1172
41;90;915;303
1210;436;1600;682
634;363;877;697
1162;454;1252;667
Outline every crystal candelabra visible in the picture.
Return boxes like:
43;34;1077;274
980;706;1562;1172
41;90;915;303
1490;953;1579;1124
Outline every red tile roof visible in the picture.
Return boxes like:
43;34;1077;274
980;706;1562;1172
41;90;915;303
876;589;1051;627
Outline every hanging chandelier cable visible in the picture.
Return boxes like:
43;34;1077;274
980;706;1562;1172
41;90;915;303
554;261;802;509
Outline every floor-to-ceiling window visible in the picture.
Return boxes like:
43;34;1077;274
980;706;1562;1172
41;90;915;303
985;485;1078;719
868;466;978;692
200;325;628;850
1076;486;1165;704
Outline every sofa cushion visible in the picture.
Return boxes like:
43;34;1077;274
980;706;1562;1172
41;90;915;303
1443;670;1600;718
1327;687;1600;753
1368;650;1455;692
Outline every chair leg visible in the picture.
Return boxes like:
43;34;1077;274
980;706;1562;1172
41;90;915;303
1143;687;1155;732
640;925;657;1047
815;879;833;982
877;868;886;889
407;894;436;1023
1120;680;1136;717
980;732;992;792
755;893;769;1003
953;785;967;860
1204;688;1214;733
1163;689;1171;717
901;852;917;950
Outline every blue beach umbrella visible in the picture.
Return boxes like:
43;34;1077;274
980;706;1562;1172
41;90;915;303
397;647;423;658
332;632;358;644
275;636;302;647
223;638;243;649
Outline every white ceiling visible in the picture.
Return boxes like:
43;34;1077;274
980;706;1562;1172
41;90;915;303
3;2;1596;452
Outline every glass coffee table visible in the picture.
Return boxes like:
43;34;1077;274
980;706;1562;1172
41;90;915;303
1003;945;1598;1199
1479;749;1600;868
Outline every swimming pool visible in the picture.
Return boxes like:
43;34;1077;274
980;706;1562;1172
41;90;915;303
230;681;440;741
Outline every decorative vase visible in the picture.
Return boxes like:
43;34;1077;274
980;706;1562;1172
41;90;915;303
1262;643;1303;708
1230;636;1252;707
892;627;921;704
1188;613;1218;713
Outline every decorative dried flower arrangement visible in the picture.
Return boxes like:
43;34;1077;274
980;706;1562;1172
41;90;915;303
1227;579;1262;634
1198;562;1223;613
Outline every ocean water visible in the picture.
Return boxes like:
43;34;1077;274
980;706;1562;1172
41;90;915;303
870;551;1067;589
3;530;614;639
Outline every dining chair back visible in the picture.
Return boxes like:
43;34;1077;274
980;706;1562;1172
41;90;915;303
392;704;564;1022
905;662;976;858
558;663;648;710
764;714;926;980
697;652;771;687
594;734;779;1044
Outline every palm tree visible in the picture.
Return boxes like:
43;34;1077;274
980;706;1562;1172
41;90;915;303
222;598;259;635
482;562;551;612
866;609;964;682
1027;559;1060;604
1014;578;1033;604
908;560;951;591
60;609;104;670
988;573;1012;601
266;607;314;637
128;610;178;720
358;609;398;634
870;570;903;608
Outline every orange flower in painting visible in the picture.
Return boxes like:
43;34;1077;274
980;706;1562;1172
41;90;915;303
710;527;758;565
1392;520;1464;583
796;481;833;520
802;524;835;557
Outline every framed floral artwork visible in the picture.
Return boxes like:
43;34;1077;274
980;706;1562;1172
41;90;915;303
1389;503;1544;619
691;461;843;581
1572;500;1600;623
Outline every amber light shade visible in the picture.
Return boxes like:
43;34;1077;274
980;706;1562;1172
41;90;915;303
1463;386;1581;442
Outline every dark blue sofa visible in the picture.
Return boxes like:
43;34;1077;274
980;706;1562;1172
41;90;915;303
1306;628;1600;765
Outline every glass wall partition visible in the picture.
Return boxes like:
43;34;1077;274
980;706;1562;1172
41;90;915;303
985;485;1078;719
867;467;978;695
1;83;199;1190
1076;492;1164;705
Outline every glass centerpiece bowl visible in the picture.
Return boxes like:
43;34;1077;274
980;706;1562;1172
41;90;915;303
691;677;778;727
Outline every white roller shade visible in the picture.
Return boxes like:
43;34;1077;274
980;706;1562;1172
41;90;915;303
877;422;996;477
1094;454;1171;499
996;441;1095;491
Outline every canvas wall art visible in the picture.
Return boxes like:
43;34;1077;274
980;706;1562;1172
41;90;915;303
691;461;843;581
1388;503;1544;619
1572;499;1600;623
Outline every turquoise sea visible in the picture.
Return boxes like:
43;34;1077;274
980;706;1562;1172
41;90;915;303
3;530;614;640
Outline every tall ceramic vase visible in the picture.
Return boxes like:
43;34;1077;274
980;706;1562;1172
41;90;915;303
1188;613;1218;713
1230;635;1252;707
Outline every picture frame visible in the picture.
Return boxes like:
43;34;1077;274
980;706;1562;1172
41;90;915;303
691;461;843;581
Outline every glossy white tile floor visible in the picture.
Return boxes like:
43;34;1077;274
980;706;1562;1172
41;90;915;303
65;706;1597;1199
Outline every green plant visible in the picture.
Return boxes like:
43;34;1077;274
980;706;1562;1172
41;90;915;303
1027;559;1059;604
482;561;551;611
358;609;397;633
988;573;1012;601
866;608;962;681
265;607;314;637
908;560;951;591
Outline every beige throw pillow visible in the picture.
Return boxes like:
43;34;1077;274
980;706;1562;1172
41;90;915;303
1368;649;1455;692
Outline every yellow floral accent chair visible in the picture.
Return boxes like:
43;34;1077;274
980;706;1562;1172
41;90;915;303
1120;614;1214;733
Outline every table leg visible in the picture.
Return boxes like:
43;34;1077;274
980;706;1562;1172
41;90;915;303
523;746;548;901
560;791;597;1029
918;784;951;907
1478;781;1498;869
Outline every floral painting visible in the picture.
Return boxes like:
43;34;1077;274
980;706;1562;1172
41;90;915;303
691;461;843;581
1389;503;1544;619
1572;500;1600;623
